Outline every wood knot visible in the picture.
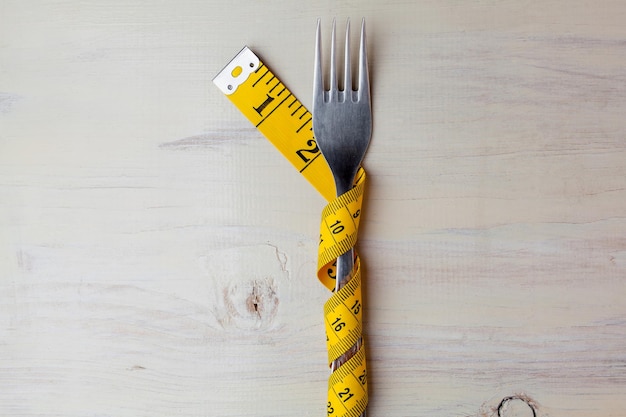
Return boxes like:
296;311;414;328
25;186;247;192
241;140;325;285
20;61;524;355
246;280;272;317
480;393;541;417
202;244;288;333
222;277;279;331
497;395;537;417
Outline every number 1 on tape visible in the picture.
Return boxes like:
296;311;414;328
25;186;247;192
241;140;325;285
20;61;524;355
214;46;368;417
214;46;336;202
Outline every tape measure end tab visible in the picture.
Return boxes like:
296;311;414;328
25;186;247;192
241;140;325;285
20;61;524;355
213;46;261;95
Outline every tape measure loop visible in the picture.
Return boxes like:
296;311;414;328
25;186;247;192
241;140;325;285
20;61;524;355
324;260;363;363
327;344;368;417
317;169;366;287
318;169;368;416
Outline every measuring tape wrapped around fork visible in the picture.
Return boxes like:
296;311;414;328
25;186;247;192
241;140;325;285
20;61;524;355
214;45;368;417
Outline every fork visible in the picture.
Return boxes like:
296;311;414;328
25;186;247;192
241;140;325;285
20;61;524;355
312;16;372;383
313;17;372;294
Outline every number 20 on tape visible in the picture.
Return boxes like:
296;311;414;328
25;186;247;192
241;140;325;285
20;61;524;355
213;46;336;201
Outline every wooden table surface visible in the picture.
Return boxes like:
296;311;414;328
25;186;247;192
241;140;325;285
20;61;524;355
1;1;625;416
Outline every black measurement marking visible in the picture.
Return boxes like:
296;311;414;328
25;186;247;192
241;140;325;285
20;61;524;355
254;94;275;116
269;80;281;94
329;220;345;235
290;104;303;116
255;94;292;128
295;139;319;163
358;370;367;385
296;117;312;133
298;152;321;173
337;387;354;403
351;299;361;315
252;68;270;87
331;316;346;332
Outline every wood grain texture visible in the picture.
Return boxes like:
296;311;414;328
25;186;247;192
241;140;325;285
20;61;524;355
1;1;625;416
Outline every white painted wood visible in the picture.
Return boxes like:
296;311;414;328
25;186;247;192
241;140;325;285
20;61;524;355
1;1;625;416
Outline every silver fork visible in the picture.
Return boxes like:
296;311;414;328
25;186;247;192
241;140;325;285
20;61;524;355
313;17;372;295
312;16;372;379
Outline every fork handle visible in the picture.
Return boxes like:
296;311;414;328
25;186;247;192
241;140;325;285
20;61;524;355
331;248;366;417
331;248;363;372
334;248;354;292
333;172;358;292
333;174;356;293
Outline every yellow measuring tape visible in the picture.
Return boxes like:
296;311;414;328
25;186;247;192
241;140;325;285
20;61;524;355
214;46;368;417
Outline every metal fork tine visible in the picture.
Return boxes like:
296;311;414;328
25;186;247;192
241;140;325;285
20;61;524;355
344;18;352;98
313;19;323;104
358;18;369;100
329;18;338;99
